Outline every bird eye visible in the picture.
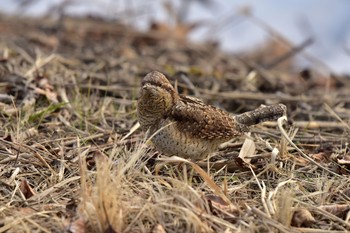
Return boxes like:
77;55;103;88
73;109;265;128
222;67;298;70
160;84;173;93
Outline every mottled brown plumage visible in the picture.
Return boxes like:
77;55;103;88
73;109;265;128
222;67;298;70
137;71;286;160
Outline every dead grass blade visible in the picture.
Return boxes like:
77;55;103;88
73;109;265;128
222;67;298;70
278;116;343;178
324;103;350;132
157;156;234;207
121;121;140;141
28;176;80;202
249;207;300;233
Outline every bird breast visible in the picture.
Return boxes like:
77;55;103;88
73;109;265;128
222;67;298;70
150;118;225;160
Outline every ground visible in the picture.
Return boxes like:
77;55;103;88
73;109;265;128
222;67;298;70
0;14;350;233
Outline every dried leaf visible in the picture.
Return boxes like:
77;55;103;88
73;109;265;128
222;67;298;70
291;208;315;227
293;156;310;166
151;224;167;233
311;152;330;163
320;204;350;219
337;155;350;165
19;179;36;199
206;194;239;217
67;218;87;233
238;136;256;165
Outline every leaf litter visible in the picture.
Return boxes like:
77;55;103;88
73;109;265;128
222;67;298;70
0;10;350;233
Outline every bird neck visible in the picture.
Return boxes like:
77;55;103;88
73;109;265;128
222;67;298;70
137;99;167;130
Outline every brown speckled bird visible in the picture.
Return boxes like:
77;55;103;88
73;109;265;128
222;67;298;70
137;71;286;160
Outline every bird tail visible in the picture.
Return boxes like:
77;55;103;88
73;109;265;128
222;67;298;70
234;104;286;126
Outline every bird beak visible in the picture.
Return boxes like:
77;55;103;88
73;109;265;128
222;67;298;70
142;83;156;91
141;83;156;96
142;83;151;89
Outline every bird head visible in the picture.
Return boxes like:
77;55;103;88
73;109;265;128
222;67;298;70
137;71;178;126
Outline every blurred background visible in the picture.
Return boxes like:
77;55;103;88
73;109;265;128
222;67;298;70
2;0;350;75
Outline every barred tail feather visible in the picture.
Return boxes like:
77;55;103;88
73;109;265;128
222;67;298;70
234;104;286;126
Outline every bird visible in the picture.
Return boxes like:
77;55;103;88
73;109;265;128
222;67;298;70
137;71;286;161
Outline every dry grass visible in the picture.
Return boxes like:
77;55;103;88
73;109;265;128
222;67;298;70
0;14;350;233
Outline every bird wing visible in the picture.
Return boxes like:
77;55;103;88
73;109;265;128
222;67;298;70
169;95;248;140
